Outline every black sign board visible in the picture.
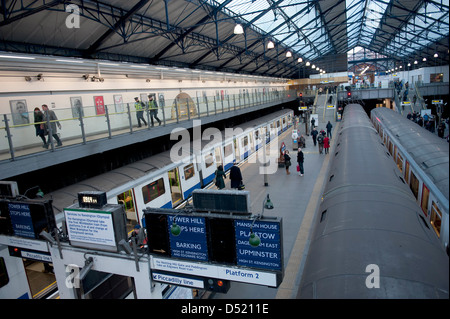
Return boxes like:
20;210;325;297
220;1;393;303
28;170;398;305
0;198;56;239
144;207;283;276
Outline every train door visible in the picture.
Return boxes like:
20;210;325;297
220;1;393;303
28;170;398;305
254;128;261;151
214;146;223;168
117;190;138;232
201;150;216;185
241;135;249;160
168;168;182;206
420;184;430;217
233;138;240;162
223;142;234;171
179;162;201;199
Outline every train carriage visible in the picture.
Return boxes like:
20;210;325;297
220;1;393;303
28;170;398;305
298;104;449;299
371;107;449;248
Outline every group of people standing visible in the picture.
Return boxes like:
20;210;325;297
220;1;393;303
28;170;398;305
310;120;332;154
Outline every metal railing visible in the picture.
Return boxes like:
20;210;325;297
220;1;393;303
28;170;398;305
1;90;295;161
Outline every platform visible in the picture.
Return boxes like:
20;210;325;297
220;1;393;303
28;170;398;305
213;97;339;299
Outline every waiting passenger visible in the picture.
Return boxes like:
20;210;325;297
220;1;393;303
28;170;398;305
214;165;226;189
284;150;291;175
229;162;243;189
129;224;146;247
324;136;330;154
297;148;304;176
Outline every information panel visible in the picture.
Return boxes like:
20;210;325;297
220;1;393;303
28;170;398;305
234;220;282;271
65;208;116;248
167;215;208;262
8;203;35;238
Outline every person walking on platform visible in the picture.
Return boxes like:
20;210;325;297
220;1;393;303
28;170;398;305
214;165;226;189
297;148;304;176
33;107;47;147
317;133;324;154
326;121;333;139
311;117;316;129
324;136;330;154
148;94;162;127
284;150;291;175
41;104;62;148
311;127;318;146
229;162;243;189
134;97;147;127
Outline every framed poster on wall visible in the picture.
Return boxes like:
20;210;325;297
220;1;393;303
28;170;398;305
94;96;105;115
9;99;29;125
113;94;124;112
70;96;84;118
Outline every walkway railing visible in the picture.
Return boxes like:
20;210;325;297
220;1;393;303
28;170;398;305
1;89;296;161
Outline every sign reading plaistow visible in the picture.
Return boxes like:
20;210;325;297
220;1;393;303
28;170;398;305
234;220;282;271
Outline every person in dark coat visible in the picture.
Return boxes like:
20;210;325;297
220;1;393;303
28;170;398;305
33;107;47;147
326;121;333;139
297;148;304;176
229;162;243;189
214;165;226;189
284;150;291;175
311;127;318;146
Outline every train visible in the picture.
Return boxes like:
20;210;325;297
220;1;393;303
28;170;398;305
370;107;449;249
0;108;293;299
297;104;449;299
49;109;293;227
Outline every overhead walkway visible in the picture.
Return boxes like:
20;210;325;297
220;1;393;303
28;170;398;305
0;90;297;179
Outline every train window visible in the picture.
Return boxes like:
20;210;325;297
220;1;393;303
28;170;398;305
396;152;403;173
388;141;393;155
224;144;232;157
404;161;410;185
420;184;430;217
430;202;442;237
242;136;248;147
0;257;9;288
142;178;166;204
204;153;214;168
184;164;195;180
409;171;419;199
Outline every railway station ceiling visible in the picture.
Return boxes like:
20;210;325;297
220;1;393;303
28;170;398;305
0;0;448;79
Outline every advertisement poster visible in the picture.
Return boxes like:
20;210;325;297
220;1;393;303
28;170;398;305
94;96;105;115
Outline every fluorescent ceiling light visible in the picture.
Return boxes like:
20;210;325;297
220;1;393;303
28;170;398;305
267;41;274;49
0;55;35;60
55;59;83;63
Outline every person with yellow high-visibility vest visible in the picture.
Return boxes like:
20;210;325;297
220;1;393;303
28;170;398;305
148;94;162;127
134;97;147;127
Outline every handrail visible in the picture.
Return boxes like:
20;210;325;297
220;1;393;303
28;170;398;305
0;89;296;161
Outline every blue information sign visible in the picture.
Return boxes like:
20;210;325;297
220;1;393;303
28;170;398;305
168;215;208;262
234;220;282;271
8;203;35;238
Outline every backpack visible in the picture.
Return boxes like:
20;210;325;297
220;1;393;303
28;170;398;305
317;136;324;143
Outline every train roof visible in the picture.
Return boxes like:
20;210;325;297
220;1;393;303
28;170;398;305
49;109;292;214
371;107;449;202
299;104;449;298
